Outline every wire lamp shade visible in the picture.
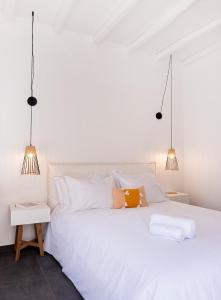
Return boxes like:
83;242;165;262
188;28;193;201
165;148;179;171
21;146;40;175
21;12;40;175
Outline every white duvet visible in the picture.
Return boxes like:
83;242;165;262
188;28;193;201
45;201;221;300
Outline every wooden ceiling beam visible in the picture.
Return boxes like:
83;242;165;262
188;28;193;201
93;0;141;43
157;17;221;59
53;0;76;33
130;0;196;52
183;41;221;65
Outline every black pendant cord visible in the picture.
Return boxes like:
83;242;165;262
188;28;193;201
170;54;173;149
155;55;172;120
31;11;34;97
29;11;35;146
160;55;171;113
30;106;33;146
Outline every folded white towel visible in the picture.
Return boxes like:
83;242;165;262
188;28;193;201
149;223;185;242
150;214;196;239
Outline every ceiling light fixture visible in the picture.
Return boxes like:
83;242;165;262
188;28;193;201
156;54;179;171
21;11;40;175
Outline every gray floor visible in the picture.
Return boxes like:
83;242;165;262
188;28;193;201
0;247;83;300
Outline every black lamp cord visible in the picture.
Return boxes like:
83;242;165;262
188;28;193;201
170;54;173;149
160;55;171;113
159;54;173;149
30;11;34;146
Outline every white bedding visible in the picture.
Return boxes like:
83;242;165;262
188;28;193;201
45;201;221;300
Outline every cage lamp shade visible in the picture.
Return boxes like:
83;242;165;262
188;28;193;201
21;145;40;175
165;148;179;171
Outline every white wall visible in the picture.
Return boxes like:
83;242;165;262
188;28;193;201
0;19;184;246
183;52;221;210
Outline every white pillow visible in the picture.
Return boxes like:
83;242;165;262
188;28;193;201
54;177;70;207
112;171;166;203
54;173;113;208
64;175;114;211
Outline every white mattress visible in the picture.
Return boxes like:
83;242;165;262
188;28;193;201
45;201;221;300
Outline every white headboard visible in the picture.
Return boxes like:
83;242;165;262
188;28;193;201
47;162;156;209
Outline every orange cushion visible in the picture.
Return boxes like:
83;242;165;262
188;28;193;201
123;188;140;208
112;186;148;209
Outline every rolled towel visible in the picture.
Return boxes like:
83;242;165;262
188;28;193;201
149;223;185;242
150;214;196;239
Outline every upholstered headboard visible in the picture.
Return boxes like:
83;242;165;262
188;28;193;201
47;162;156;209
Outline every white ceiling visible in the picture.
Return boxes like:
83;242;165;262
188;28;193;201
1;0;221;63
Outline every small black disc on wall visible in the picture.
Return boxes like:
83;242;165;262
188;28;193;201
27;96;37;106
156;112;163;119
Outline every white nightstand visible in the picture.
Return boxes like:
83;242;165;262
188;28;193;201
166;192;190;205
10;202;50;261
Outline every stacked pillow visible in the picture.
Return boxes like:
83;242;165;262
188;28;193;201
54;177;70;207
112;171;166;204
54;170;166;211
55;174;115;211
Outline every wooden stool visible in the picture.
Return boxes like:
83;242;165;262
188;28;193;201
15;223;44;261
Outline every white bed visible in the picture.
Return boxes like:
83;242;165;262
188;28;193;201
45;163;221;300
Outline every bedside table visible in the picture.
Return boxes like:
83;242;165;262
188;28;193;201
10;203;50;261
166;192;190;205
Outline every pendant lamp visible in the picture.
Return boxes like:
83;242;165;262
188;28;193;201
156;54;179;171
21;12;40;175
